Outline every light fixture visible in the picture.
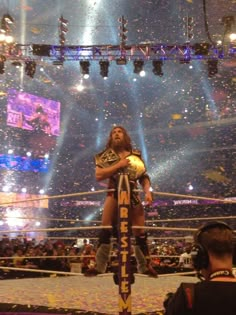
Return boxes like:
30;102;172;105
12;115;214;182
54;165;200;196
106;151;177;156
0;55;6;74
194;43;210;55
222;16;235;33
2;14;14;24
116;57;127;65
0;14;14;44
12;61;22;68
80;60;90;79
32;44;51;57
207;59;218;77
118;16;128;49
0;62;5;74
59;15;68;45
179;56;191;64
99;60;109;79
52;60;64;66
133;59;144;75
152;60;163;76
25;60;37;78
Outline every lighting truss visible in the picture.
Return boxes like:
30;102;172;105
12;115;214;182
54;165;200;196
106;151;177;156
0;42;235;64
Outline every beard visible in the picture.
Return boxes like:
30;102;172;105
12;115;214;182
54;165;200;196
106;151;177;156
111;138;126;151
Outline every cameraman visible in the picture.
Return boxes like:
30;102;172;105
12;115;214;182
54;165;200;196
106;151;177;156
164;221;236;315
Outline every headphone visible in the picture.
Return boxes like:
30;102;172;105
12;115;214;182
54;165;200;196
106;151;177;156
191;221;233;271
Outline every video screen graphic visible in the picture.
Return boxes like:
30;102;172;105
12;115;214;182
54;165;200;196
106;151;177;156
6;89;60;136
6;89;60;153
0;154;50;173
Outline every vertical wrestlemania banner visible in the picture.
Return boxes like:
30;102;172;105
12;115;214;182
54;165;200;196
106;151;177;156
117;173;132;315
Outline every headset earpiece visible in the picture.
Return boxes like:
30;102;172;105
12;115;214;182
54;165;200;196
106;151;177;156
191;221;232;271
191;243;209;271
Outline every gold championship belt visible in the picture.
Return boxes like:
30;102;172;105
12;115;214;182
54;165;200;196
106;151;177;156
125;153;146;181
95;148;146;181
95;148;120;168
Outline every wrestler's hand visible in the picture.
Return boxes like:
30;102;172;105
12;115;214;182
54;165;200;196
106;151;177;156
144;191;153;205
118;158;130;168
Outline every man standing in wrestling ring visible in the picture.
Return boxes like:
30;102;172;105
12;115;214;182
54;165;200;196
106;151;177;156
85;126;157;277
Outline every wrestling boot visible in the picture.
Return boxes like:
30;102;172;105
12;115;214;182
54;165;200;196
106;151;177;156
84;229;111;276
134;233;158;278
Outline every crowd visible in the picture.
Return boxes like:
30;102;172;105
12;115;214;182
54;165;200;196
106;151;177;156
0;234;195;279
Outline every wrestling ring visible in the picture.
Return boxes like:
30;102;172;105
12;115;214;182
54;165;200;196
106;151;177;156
0;173;235;315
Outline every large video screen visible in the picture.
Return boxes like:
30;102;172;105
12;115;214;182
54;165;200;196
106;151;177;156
5;89;60;154
0;154;50;173
6;89;60;136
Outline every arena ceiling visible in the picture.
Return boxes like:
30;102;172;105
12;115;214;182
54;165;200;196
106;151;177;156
0;0;235;205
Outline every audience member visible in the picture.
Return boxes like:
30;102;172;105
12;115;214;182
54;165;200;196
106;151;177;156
164;221;236;315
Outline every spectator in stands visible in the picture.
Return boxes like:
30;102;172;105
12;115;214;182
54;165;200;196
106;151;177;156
159;245;179;272
12;246;25;268
81;244;96;273
164;221;236;315
67;246;81;273
177;243;193;271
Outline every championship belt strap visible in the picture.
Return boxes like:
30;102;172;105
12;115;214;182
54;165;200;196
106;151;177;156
95;148;120;168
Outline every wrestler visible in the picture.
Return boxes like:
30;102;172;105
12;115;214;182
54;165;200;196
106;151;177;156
85;126;157;277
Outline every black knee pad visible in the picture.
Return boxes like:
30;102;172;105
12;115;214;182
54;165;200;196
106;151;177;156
98;229;111;245
135;233;149;256
135;233;147;246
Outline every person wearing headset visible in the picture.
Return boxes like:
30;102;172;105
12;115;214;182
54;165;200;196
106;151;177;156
164;221;236;315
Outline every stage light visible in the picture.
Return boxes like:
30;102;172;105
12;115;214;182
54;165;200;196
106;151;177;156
2;14;14;24
229;33;236;42
99;60;109;79
80;60;90;79
179;56;191;64
152;60;163;76
0;55;6;74
116;57;127;65
25;60;37;78
0;14;14;43
194;43;210;55
118;15;128;49
59;15;68;45
12;61;22;68
52;60;64;66
183;16;194;41
32;44;51;57
207;59;218;77
222;16;235;33
133;59;144;75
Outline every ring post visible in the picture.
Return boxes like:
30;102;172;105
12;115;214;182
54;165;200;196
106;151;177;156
117;173;132;315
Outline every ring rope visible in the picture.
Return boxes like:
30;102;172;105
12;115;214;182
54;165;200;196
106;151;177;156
1;215;234;225
43;236;189;241
0;216;101;223
146;215;236;223
0;265;234;278
149;190;236;203
133;225;197;232
2;223;234;234
0;254;184;260
0;188;235;208
0;189;115;207
0;265;84;276
0;265;195;277
0;225;112;234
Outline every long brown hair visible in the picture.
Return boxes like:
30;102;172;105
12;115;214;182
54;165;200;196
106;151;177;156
106;126;132;151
